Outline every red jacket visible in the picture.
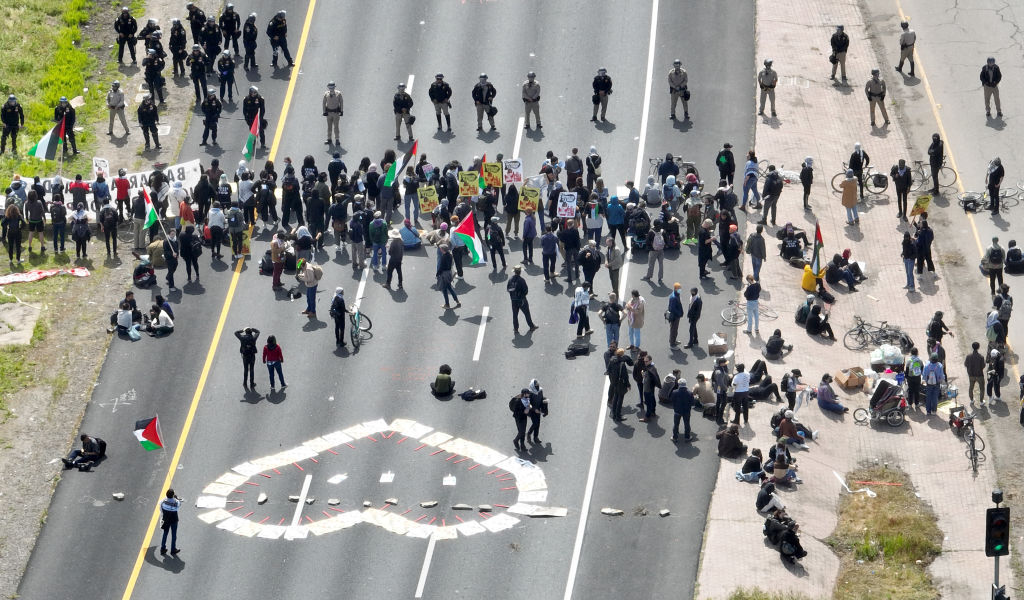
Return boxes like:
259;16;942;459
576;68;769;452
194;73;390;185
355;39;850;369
114;177;131;200
262;344;283;363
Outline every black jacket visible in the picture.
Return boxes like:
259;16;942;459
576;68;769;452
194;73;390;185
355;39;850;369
928;139;944;167
592;75;612;93
471;82;496;104
115;14;138;38
266;15;287;40
1;103;24;127
890;165;912;191
393;92;413;113
980;65;1002;87
428;81;452;103
137;102;159;127
830;32;849;53
507;274;528;301
201;96;222;120
54;104;76;128
243;94;265;122
687;295;702;321
849;150;869;172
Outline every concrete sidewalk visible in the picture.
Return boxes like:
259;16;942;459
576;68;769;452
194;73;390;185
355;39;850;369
694;0;1005;598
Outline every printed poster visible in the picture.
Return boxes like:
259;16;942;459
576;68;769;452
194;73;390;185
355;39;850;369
503;159;524;187
419;186;439;213
482;162;503;188
557;192;578;218
519;186;540;212
458;171;479;197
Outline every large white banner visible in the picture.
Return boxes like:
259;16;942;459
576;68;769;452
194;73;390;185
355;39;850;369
33;159;203;195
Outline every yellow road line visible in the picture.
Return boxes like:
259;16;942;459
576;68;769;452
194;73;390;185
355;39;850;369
118;2;318;598
895;1;1020;388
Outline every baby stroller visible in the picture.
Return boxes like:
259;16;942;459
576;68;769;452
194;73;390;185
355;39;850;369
853;378;908;427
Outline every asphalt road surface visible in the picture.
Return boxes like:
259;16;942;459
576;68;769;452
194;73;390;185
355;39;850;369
17;1;754;599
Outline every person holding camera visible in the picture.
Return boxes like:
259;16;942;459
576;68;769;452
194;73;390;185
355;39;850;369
160;489;182;555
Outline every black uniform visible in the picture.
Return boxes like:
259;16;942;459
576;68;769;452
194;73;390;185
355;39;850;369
511;394;529;451
137;22;160;47
145;35;166;60
242;18;258;70
471;81;496;130
53;103;78;154
506;272;537;333
219;9;241;55
137;99;161;149
234;328;260;387
186;6;207;45
716;147;736;184
428;79;453;130
266;14;293;68
1;101;25;155
169;24;188;77
200;95;222;145
142;54;166;103
592;73;612;120
217;55;236;101
201;22;221;72
187;50;209;103
114;12;138;63
243;92;267;147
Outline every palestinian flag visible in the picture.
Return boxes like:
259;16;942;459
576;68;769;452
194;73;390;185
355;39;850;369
477;153;487;192
242;117;259;161
453;211;486;265
134;416;163;451
810;222;824;274
142;188;159;229
383;139;417;188
28;118;64;161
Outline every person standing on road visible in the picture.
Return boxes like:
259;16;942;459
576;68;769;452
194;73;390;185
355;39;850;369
980;57;1002;118
1;95;25;156
437;244;460;310
607;348;632;421
640;354;660;422
757;59;778;117
901;231;917;291
716;143;736;185
511;389;530;452
742;151;761;210
179;225;200;283
829;25;849;83
758;165;782;226
234;327;260;388
746;224;767;281
840;170;859;225
600;292;623;346
160;489;181;556
624;289;646;350
115;7;138;64
712;358;730;424
266;10;293;69
668;59;689;121
922;353;945;416
540;225;558;283
572;284;593;337
299;258;321;317
890;159;912;220
242;13;258;71
914;218;935;277
743;275;762;335
200;89;222;146
186;2;206;45
685;287;702;349
849;142;869;200
964;341;986;406
429;73;452;132
984;237;1005;295
216;51;236;103
393;83;414;142
262;335;286;389
162;228;180;290
865;69;889;127
142;49;166;104
187;45;209;104
53;97;79;155
329;287;350;347
201;17;222;73
670;378;695;442
506;264;538;335
605;236;623;294
895;21;916;77
927;133;944;195
384;228;404;289
591;68;613;122
586;148;603;190
473;74;497;132
219;3;241;56
106;82;130;137
987;349;1005;404
522;71;541;129
243;86;267;149
730;363;751;426
667;282;684;347
986;157;1005;215
322;81;343;146
643;224;665;283
526;379;547;444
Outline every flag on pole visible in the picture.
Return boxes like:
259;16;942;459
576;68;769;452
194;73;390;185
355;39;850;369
383;140;418;188
134;416;163;451
142;188;159;229
477;153;487;192
27;118;64;161
810;222;824;274
242;117;259;161
453;211;486;264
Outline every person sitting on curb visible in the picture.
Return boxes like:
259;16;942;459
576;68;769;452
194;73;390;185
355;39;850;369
716;423;746;458
62;434;107;471
778;410;811;448
430;364;454;397
736;448;767;483
768;441;802;484
756;480;785;514
763;328;793;359
816;373;848;413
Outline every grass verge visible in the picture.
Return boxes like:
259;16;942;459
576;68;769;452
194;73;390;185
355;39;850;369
726;590;812;600
826;465;942;600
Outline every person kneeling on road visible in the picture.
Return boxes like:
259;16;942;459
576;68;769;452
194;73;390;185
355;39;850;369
62;433;107;470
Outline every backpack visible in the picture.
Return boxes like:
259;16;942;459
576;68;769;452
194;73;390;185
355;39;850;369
190;236;203;257
101;207;118;229
460;389;487;401
565;340;590;358
228;209;240;227
998;297;1013;320
795;303;810;324
989;247;1004;266
259;250;273;274
312;264;324;281
652;230;665;251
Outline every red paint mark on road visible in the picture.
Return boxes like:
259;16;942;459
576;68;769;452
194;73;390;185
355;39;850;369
273;468;282;475
486;468;499;475
345;443;356;449
500;487;517;491
228;506;245;512
428;517;436;525
494;504;509;508
293;462;304;471
327;448;339;455
445;454;458;461
453;457;469;464
413;444;426;451
430;449;444;456
322;511;332;518
305;515;314;524
455;515;465;523
259;473;272;478
401;509;412;516
396;436;408;444
367;436;378;442
415;515;427;522
498;477;513;481
245;481;260;486
329;507;345;513
310;458;319;464
232;490;246;494
478;512;491;519
258;516;270;524
242;511;254;518
468;464;480;470
278;518;285;525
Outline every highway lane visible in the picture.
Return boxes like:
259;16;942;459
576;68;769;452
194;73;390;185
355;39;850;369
19;1;755;599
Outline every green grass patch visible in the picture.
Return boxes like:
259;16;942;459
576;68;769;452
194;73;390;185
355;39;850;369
726;590;812;600
827;466;942;600
0;345;36;418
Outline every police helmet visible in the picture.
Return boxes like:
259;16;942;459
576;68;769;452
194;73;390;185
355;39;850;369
527;71;536;78
186;2;194;7
397;83;406;89
207;15;215;22
836;25;844;31
327;81;336;87
122;7;129;12
248;13;256;20
226;3;234;9
222;50;230;57
479;73;488;79
249;86;258;94
7;95;15;102
435;73;444;79
192;44;200;50
171;17;180;24
111;81;120;88
207;87;216;94
148;49;156;55
59;96;68;102
143;93;152;101
673;59;681;66
152;30;161;37
277;10;286;17
764;58;773;66
871;68;880;75
598;67;607;74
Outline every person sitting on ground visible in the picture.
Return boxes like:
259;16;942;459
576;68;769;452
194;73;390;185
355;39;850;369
824;253;859;291
155;294;174;321
146;303;175;337
837;248;867;281
763;509;808;564
775;222;811;245
62;433;107;470
716;423;747;458
767;441;801;484
430;364;454;397
756;481;785;514
816;373;848;413
763;328;793;359
114;301;135;335
693;373;716;415
737;448;767;483
399;218;422;249
779;230;804;261
794;294;815;325
133;255;156;287
749;374;784;403
1006;239;1024;274
805;305;836;339
778;410;810;448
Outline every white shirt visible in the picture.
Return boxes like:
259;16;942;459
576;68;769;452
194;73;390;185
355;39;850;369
900;30;916;46
732;371;751;393
156;310;174;329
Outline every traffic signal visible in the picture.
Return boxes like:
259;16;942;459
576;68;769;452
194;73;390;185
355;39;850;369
986;507;1010;557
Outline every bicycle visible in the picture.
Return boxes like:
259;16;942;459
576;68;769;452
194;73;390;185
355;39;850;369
963;414;986;474
720;299;779;326
348;308;372;349
843;316;914;352
649;155;701;184
909;160;958;192
957;190;1019;213
831;162;889;195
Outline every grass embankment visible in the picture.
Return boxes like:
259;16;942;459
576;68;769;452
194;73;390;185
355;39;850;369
727;590;812;600
827;466;942;600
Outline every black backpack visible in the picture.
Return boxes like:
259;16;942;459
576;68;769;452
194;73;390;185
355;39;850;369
190;236;203;257
565;340;590;358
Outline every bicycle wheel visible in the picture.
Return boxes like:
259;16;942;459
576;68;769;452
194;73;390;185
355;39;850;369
910;168;928;192
999;187;1017;199
853;408;870;423
358;313;372;332
721;304;746;325
1000;193;1019;209
886;410;905;427
967;444;978;473
938;166;957;188
969;431;985;452
349;314;361;349
758;303;778;320
843;328;869;351
831;172;845;193
758;160;770;177
866;172;889;195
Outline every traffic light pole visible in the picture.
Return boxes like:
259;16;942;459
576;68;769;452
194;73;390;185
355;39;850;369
991;489;1008;600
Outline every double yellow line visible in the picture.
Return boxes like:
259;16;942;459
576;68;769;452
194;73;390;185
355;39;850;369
119;2;318;597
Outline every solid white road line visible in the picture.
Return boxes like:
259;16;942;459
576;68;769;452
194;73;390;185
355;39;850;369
472;306;490;361
353;265;370;311
562;1;658;599
513;116;525;160
406;74;416;95
290;474;313;527
414;536;437;598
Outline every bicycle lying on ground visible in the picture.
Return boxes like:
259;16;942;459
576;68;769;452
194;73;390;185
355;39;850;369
957;190;1018;213
831;162;889;195
648;155;701;183
843;316;913;352
349;308;372;349
721;299;779;326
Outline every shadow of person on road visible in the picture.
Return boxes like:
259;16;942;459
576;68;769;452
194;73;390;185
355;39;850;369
524;127;544;142
240;389;263;404
266;389;287;404
673;442;701;459
526;441;553;463
144;547;185;573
